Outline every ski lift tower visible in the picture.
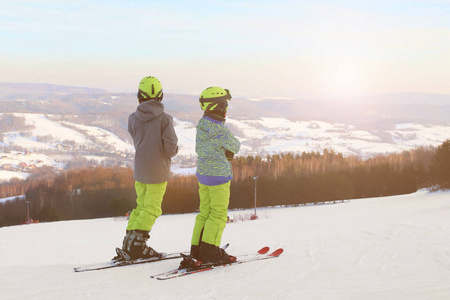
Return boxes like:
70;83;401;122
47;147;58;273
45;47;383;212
251;176;259;220
25;201;30;224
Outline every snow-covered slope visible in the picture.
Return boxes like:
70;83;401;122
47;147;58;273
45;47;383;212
3;114;450;158
2;113;134;152
226;118;450;157
1;112;450;182
0;190;449;299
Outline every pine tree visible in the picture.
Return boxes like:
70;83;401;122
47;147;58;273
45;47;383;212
430;139;450;188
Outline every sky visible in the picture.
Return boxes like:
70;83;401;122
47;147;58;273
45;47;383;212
1;0;450;99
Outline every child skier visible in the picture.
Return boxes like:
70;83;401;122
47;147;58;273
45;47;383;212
180;86;240;268
116;76;178;261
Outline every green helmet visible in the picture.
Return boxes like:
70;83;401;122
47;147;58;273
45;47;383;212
137;76;163;102
199;86;232;112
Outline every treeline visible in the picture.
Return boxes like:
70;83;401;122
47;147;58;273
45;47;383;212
0;114;31;133
1;140;449;227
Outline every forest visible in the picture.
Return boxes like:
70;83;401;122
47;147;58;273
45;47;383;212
1;139;449;227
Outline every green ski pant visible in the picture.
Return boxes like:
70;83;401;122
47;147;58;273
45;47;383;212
126;181;167;232
191;181;230;247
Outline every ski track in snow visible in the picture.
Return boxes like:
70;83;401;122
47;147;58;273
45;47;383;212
0;190;450;299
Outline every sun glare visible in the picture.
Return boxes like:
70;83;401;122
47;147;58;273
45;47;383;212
322;63;368;98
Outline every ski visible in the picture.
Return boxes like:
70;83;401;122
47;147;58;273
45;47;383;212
74;244;230;272
74;248;187;272
151;247;282;280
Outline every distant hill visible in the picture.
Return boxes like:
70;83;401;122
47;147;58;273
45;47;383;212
0;82;107;96
1;83;449;183
1;83;449;129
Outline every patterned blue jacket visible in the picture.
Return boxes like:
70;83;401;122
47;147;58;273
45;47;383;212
196;116;240;185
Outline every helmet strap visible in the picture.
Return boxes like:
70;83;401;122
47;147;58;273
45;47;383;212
138;89;163;103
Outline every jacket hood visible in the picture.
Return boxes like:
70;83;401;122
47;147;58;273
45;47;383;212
135;100;164;122
197;118;224;141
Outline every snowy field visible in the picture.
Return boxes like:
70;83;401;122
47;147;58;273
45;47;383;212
2;112;450;183
0;190;449;299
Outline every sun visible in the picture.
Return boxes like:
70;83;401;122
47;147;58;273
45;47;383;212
322;62;368;98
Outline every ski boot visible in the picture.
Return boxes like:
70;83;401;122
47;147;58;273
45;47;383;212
116;230;161;261
178;244;200;269
198;242;236;266
112;230;131;262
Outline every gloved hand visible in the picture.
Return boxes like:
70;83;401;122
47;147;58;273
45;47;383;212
225;149;234;161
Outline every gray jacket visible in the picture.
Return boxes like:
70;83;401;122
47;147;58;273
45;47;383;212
128;100;178;184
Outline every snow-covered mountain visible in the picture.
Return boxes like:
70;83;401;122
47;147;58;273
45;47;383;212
1;83;450;182
0;113;450;180
0;113;135;182
0;189;449;299
1;112;450;182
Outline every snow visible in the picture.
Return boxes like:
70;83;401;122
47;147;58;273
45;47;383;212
2;113;450;182
4;134;55;150
0;195;25;204
390;123;450;147
0;151;58;167
173;118;197;157
1;190;449;299
171;165;197;176
60;121;134;153
223;117;449;158
16;113;90;145
2;113;134;153
0;170;29;182
0;151;64;183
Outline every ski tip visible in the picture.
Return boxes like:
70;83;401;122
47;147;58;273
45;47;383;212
258;246;270;255
268;248;284;257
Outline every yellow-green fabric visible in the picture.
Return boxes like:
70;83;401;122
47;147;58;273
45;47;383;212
191;181;230;247
127;181;167;231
